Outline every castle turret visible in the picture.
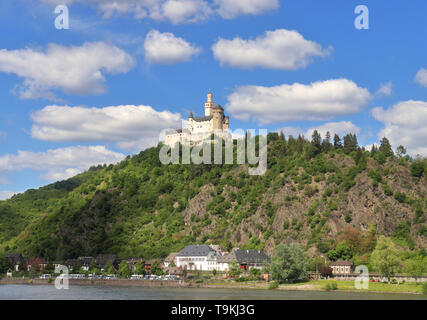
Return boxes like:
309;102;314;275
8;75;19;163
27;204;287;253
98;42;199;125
205;92;215;116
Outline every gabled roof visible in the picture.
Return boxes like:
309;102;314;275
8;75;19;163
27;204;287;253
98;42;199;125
5;253;24;264
177;245;217;257
217;252;237;263
77;256;95;266
95;254;118;265
234;250;270;264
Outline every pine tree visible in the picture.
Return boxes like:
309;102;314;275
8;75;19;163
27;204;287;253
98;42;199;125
311;130;322;155
333;134;342;149
343;133;358;154
379;137;394;157
322;131;332;152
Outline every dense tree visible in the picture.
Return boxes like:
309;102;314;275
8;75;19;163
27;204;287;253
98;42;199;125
134;261;145;275
0;255;12;274
396;145;406;158
410;159;425;177
311;130;322;155
150;260;163;276
379;137;394;157
266;243;309;283
404;257;425;281
343;133;358;154
321;131;332;152
118;260;131;278
370;236;401;283
103;261;116;274
333;134;342;149
326;242;352;261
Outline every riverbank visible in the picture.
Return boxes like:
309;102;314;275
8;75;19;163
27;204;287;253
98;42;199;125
1;278;426;295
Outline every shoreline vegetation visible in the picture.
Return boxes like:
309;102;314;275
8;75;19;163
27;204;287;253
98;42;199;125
1;278;426;295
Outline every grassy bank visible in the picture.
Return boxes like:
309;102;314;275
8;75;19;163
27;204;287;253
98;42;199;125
202;279;426;294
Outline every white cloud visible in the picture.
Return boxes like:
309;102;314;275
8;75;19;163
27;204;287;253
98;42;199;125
214;0;279;19
372;100;427;156
144;30;200;64
44;0;213;24
0;42;135;100
375;81;393;97
44;0;279;23
0;191;21;201
31;104;182;151
212;29;331;70
415;68;427;87
226;79;371;124
150;0;213;24
277;121;360;140
0;146;125;182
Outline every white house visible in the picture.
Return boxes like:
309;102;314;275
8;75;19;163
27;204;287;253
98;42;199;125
176;245;222;271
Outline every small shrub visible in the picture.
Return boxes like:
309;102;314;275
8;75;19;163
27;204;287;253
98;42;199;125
324;281;338;291
269;280;279;290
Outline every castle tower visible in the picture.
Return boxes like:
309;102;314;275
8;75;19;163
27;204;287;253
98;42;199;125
205;92;215;116
212;105;224;130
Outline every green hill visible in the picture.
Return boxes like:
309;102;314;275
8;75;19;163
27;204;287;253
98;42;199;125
0;133;426;264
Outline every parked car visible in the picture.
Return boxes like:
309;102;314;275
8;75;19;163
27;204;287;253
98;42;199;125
39;274;51;279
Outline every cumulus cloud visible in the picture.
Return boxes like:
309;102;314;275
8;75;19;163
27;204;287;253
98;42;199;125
44;0;213;24
0;42;135;100
31;104;182;151
144;30;200;64
372;100;427;156
375;81;393;97
214;0;279;19
415;68;427;87
212;29;331;70
0;146;125;182
277;121;360;140
226;79;371;124
150;0;213;24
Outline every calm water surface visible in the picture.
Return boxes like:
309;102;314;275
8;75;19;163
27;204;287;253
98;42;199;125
1;284;426;300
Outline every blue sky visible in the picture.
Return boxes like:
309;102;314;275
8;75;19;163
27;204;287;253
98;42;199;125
0;0;426;198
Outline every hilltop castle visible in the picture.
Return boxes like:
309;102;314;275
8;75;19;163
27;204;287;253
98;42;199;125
165;92;230;146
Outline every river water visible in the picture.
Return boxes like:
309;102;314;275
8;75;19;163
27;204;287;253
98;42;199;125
0;284;426;300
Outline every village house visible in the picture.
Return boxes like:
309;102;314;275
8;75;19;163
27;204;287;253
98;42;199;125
77;256;95;271
233;249;270;270
95;254;119;271
5;253;24;272
176;245;221;271
25;258;46;272
330;261;354;275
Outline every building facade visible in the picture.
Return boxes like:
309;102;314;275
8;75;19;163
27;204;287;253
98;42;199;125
330;261;354;275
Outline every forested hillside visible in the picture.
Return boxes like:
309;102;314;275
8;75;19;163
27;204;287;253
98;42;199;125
0;132;426;267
